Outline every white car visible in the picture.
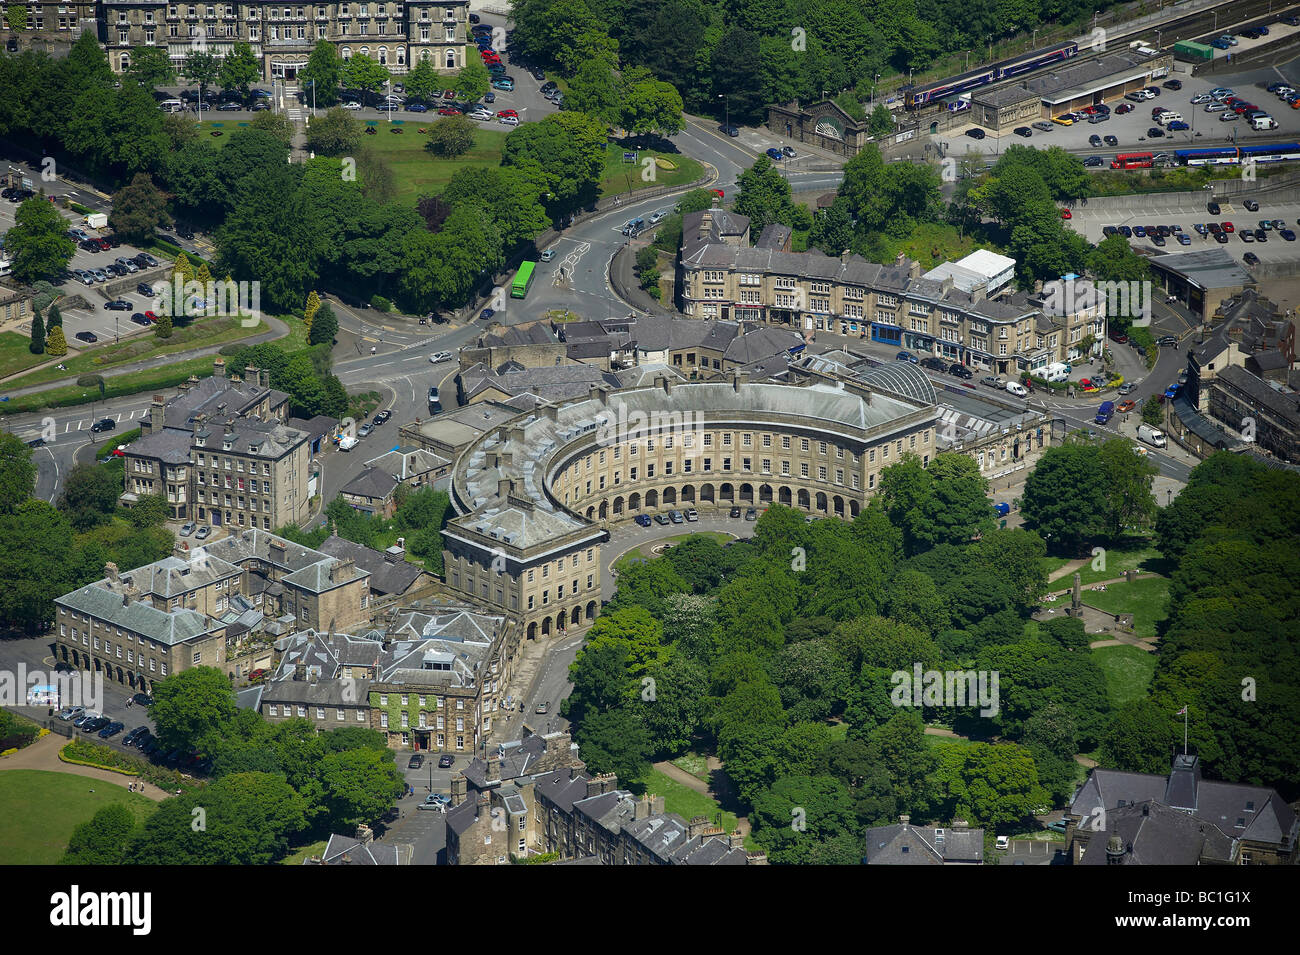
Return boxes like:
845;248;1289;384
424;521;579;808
1005;381;1029;398
539;248;557;262
647;210;666;225
498;115;519;126
429;350;453;363
995;835;1009;851
342;101;363;110
1190;93;1212;104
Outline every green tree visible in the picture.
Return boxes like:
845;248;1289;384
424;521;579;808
0;432;37;514
126;772;307;864
249;109;295;148
1098;437;1158;537
3;193;76;282
1019;443;1110;553
126;493;170;529
1099;699;1179;774
60;804;137;865
57;462;121;530
1087;233;1151;284
149;666;237;751
300;39;343;106
124;45;175;89
502;111;608;215
218;42;261;99
45;324;67;357
47;304;62;328
425;115;477;157
454;52;490;103
733;155;796;238
108;173;169;244
28;307;44;354
182;50;221;98
750;775;859;865
1142;395;1164;426
319;747;405;829
341;53;390;97
0;501;77;631
565;58;622;126
308;303;338;345
153;311;173;339
305;106;362;156
574;708;652;786
867;103;892;137
620;78;685;137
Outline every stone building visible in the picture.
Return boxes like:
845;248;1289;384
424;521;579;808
765;99;873;158
440;374;939;641
120;359;311;527
95;0;470;79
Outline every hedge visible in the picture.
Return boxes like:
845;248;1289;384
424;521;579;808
60;739;196;793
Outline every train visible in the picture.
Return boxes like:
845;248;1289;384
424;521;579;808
905;42;1079;109
1173;143;1300;165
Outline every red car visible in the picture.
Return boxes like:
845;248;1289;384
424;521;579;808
437;107;459;115
143;310;157;323
496;109;518;118
1061;208;1072;219
1223;221;1235;233
1115;103;1134;114
94;238;111;251
442;89;456;99
480;49;499;59
711;188;724;198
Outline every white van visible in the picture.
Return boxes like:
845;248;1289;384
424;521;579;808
1159;112;1183;126
1006;381;1029;398
1250;115;1279;130
1042;362;1070;383
159;99;184;112
1137;424;1167;448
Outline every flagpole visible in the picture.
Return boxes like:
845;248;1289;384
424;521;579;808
1184;709;1188;756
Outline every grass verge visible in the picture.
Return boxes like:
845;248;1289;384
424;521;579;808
1091;644;1158;707
0;768;155;864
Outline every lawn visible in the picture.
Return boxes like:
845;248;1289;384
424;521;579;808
640;768;738;834
1040;555;1072;580
1082;576;1171;639
0;769;155;864
1092;644;1158;707
353;123;511;208
597;143;705;201
613;530;735;571
1049;542;1170;588
0;317;269;392
0;352;227;416
0;331;48;380
670;752;710;782
280;839;330;865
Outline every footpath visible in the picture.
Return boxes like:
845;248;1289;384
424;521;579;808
0;733;169;802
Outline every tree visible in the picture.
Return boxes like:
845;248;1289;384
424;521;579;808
58;462;123;530
1098;438;1158;537
61;804;137;866
620;78;685;138
108;173;169;244
733;155;796;237
0;432;36;514
574;708;652;786
250;109;295;148
1142;395;1164;426
305;106;362;156
502;111;608;215
183;50;221;99
808;197;855;256
126;772;307;864
0;501;77;631
565;58;622;126
1100;699;1179;774
307;303;338;345
3;193;76;282
218;42;261;99
1087;233;1151;284
47;304;62;328
1019;443;1110;552
319;747;405;829
300;39;343;107
153;311;174;339
303;290;321;331
867;103;892;137
750;775;859;864
149;665;237;751
425;115;477;157
44;325;67;357
341;53;389;97
124;45;175;89
454;53;490;103
28;307;44;354
126;493;170;529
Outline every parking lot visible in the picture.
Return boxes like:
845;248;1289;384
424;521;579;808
0;197;167;345
944;57;1300;160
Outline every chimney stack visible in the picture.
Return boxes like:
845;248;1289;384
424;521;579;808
450;775;467;807
635;793;652;820
214;357;226;379
103;561;120;583
900;814;910;830
497;478;513;500
149;394;165;434
485;757;501;783
475;791;490;820
688;815;709;839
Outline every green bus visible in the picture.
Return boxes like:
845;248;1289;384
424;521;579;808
512;261;537;298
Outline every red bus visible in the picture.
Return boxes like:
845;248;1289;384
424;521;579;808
1111;152;1155;170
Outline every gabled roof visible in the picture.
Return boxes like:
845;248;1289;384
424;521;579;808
313;834;410;865
341;466;400;501
864;823;985;864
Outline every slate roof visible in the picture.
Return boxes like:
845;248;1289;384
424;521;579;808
1215;366;1300;429
341;466;400;501
363;447;451;480
864;823;985;864
313;834;410;865
56;585;220;646
158;373;284;429
1078;801;1236;865
317;535;423;597
755;223;792;250
127;428;192;465
722;326;805;365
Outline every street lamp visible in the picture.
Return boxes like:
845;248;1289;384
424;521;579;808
872;73;880;107
717;93;729;130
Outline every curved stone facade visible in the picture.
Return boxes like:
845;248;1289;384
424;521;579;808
441;375;938;639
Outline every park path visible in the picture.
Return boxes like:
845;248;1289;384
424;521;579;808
1043;572;1159;598
1047;557;1091;584
0;734;169;802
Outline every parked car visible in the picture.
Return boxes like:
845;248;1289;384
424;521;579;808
373;409;392;425
729;506;742;518
685;508;698;522
98;721;125;739
634;513;652;527
74;331;98;344
744;508;758;521
438;754;455;768
180;522;195;536
654;513;670;525
194;525;211;540
408;754;424;769
358;423;373;438
980;375;1004;389
418;794;446;812
765;147;783;160
966;127;986;139
1014;126;1033;137
90;418;116;433
669;509;684;524
896;350;918;363
57;706;86;721
949;363;973;379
